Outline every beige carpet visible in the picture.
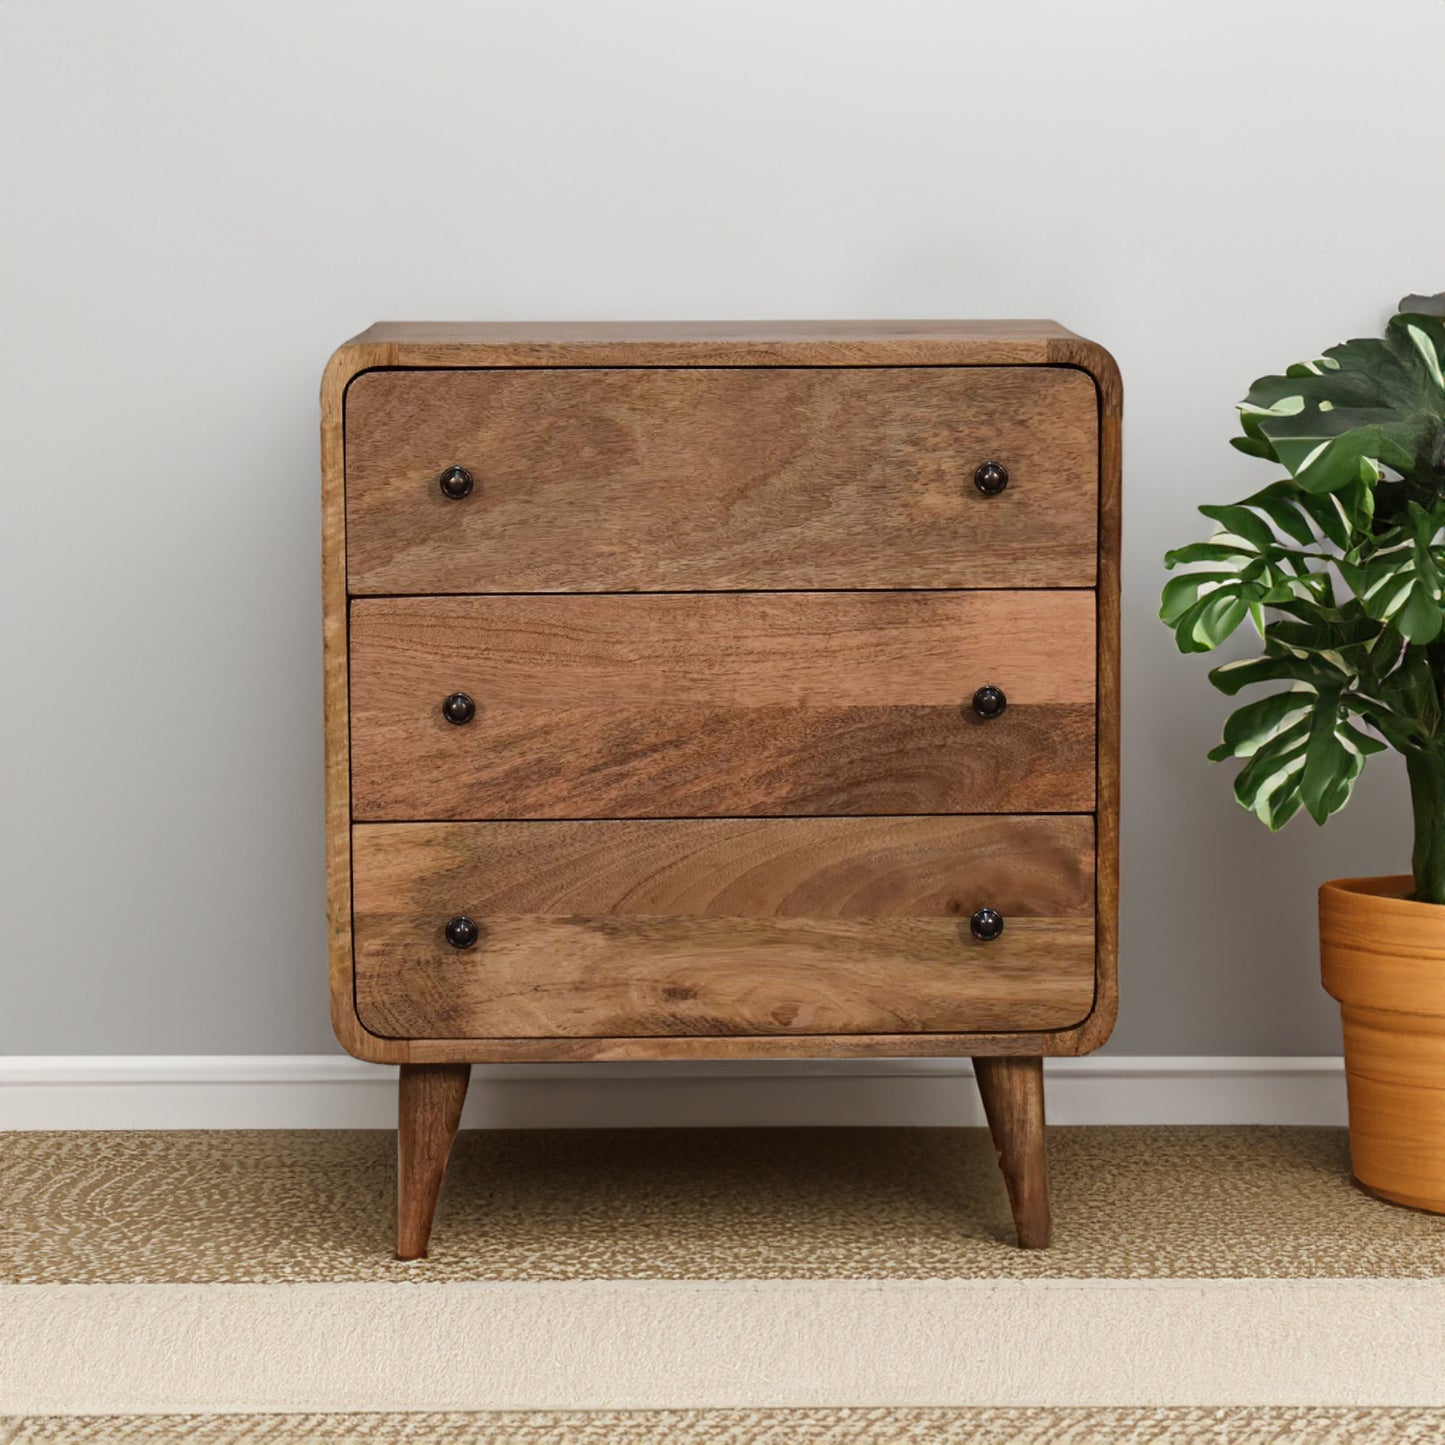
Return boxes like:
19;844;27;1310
7;1126;1442;1284
4;1127;1444;1432
6;1406;1445;1443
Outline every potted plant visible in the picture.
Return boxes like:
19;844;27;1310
1161;292;1445;1213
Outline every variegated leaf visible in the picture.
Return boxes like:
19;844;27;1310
1337;501;1445;645
1232;311;1445;494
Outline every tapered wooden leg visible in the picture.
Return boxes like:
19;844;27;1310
397;1063;470;1260
973;1055;1051;1249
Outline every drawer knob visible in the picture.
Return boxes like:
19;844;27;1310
438;465;475;500
972;685;1007;719
441;692;476;726
444;915;480;949
970;907;1005;942
974;460;1009;495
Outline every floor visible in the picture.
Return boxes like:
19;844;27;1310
9;1126;1442;1283
6;1406;1445;1444
4;1127;1444;1440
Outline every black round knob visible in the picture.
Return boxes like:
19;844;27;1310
972;685;1007;720
444;915;479;949
441;692;476;726
439;465;475;500
974;461;1009;496
970;907;1005;942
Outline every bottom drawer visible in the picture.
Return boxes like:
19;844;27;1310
352;817;1095;1040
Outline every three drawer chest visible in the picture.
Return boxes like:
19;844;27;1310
321;321;1121;1257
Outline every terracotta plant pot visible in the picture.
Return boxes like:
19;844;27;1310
1320;875;1445;1214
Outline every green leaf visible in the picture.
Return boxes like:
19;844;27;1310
1267;612;1381;656
1337;501;1445;644
1340;719;1389;757
1405;320;1445;393
1178;591;1250;652
1208;654;1331;695
1232;718;1311;824
1398;584;1444;644
1298;487;1354;549
1197;504;1278;554
1160;571;1240;625
1300;690;1348;824
1209;689;1316;760
1218;686;1382;830
1231;434;1277;461
1234;313;1445;494
1237;480;1320;546
1163;542;1256;569
1260;778;1305;830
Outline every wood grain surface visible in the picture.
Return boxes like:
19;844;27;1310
335;319;1083;371
348;318;1081;346
320;321;1122;1065
343;367;1097;593
348;591;1096;819
1066;334;1122;1056
396;1063;470;1259
974;1056;1051;1248
353;817;1095;1040
322;337;392;1064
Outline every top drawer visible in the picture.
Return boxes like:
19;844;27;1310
343;367;1099;594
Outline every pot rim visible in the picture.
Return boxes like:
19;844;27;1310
1320;875;1444;915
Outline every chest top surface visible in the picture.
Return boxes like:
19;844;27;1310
325;318;1118;375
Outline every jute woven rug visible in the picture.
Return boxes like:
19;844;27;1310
6;1405;1445;1444
4;1126;1443;1436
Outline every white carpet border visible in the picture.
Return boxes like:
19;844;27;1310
4;1278;1441;1414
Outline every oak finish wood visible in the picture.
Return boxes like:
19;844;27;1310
352;817;1096;1040
342;319;1087;369
344;367;1098;594
355;815;1096;914
973;1056;1051;1248
396;1062;470;1260
1075;332;1123;1057
321;322;1121;1072
363;916;1094;1040
349;591;1096;819
323;337;390;1064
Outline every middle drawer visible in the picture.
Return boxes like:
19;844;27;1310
350;591;1095;819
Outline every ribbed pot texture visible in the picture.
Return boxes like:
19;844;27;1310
1320;875;1445;1214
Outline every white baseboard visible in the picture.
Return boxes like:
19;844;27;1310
0;1055;1346;1130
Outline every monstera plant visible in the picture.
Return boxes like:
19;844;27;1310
1161;293;1445;1214
1162;293;1445;897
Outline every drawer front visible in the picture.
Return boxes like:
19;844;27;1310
349;591;1096;819
344;367;1098;594
352;816;1096;1039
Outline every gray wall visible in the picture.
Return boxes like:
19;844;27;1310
2;0;1440;1057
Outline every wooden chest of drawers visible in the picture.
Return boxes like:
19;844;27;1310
322;321;1121;1257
